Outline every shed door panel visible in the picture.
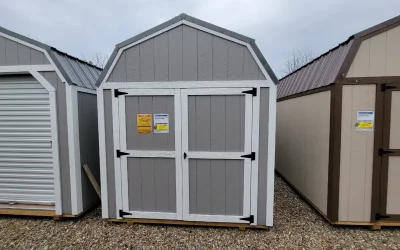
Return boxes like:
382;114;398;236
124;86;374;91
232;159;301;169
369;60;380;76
385;89;400;216
118;89;181;220
0;79;54;206
182;88;253;223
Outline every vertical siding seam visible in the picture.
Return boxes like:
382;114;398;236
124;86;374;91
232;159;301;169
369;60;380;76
153;159;156;212
196;29;199;81
167;30;170;81
211;35;214;80
242;46;245;80
139;44;142;82
181;25;184;81
16;43;19;65
153;39;155;82
384;31;388;76
347;86;354;221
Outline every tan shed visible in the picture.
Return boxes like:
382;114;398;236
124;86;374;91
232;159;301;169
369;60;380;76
276;15;400;228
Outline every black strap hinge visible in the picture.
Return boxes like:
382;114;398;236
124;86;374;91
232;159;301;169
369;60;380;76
381;84;397;92
114;89;128;97
119;210;132;217
375;213;390;220
240;215;254;223
242;88;257;96
379;148;394;156
241;152;256;161
116;150;130;158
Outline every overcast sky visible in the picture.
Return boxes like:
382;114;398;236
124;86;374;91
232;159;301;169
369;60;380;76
0;0;398;77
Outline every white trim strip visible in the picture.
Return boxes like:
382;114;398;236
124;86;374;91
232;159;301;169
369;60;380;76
181;90;190;221
184;88;252;95
29;71;55;92
118;95;130;213
0;65;54;73
243;93;253;221
121;150;175;158
174;89;183;220
66;84;83;215
266;85;277;227
97;88;109;218
121;88;175;95
112;91;122;218
103;80;271;89
187;214;248;223
250;87;260;225
187;151;247;160
123;212;177;220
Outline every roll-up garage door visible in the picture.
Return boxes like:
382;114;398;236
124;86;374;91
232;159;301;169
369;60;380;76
0;77;54;206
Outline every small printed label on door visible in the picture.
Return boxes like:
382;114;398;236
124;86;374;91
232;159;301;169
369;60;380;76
154;114;169;134
137;114;152;134
356;111;374;132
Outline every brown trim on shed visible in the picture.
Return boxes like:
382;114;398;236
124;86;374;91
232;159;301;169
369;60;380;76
342;77;400;85
277;85;332;102
370;83;385;222
326;82;343;222
355;15;400;41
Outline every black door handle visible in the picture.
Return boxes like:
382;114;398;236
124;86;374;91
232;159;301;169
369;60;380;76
183;152;187;159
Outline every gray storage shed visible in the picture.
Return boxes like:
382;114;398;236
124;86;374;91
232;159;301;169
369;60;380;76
276;15;400;228
0;26;101;217
97;14;278;228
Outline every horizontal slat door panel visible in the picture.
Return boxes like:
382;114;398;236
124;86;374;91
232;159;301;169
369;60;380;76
0;80;54;206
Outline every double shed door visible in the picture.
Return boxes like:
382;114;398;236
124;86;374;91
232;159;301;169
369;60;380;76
116;88;255;224
379;84;400;221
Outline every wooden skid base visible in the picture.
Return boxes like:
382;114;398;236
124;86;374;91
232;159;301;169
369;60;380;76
109;218;269;230
0;201;99;220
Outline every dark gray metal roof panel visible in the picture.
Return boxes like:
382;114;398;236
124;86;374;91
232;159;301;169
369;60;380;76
95;13;278;87
278;39;353;99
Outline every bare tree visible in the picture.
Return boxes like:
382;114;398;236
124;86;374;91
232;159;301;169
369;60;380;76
81;52;109;68
281;49;316;76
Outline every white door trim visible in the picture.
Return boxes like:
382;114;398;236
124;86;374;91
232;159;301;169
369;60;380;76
103;80;271;89
250;87;260;225
116;90;183;220
112;91;122;218
181;88;253;223
28;70;62;215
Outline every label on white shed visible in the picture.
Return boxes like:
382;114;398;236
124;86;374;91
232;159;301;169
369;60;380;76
356;111;374;132
154;114;169;134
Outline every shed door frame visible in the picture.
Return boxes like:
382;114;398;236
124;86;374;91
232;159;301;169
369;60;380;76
0;70;62;215
181;88;255;223
379;83;400;221
116;89;182;220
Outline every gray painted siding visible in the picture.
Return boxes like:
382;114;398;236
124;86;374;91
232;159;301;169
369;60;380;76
104;90;116;218
257;88;269;225
125;95;175;151
107;25;265;82
188;95;245;152
77;92;100;210
127;158;176;212
40;71;71;214
0;36;50;66
189;159;244;215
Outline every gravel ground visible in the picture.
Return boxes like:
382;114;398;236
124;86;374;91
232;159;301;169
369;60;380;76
1;176;400;249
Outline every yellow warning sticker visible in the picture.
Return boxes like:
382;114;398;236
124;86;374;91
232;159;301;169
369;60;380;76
357;122;373;130
137;114;152;134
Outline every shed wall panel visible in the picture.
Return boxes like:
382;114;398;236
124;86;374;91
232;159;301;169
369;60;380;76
77;92;100;210
339;85;375;222
347;25;400;77
276;91;331;214
0;35;49;66
106;25;264;83
257;87;269;225
387;157;400;214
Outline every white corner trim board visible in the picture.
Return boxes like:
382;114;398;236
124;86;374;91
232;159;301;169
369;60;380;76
66;84;83;215
97;88;109;218
99;20;275;86
266;85;277;227
250;87;260;225
29;71;55;91
0;65;55;73
103;80;273;90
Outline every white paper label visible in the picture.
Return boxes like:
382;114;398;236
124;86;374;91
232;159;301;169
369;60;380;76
356;111;374;132
154;114;169;134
